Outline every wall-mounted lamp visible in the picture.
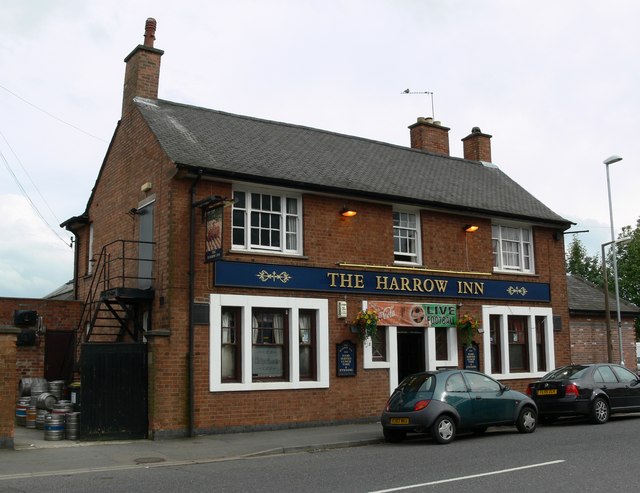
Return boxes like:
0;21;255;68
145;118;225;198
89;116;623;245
464;225;479;233
341;206;357;217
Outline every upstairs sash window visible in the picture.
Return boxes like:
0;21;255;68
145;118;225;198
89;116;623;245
492;224;534;273
232;189;302;255
393;210;420;264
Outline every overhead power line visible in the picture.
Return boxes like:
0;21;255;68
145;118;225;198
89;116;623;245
0;82;107;143
0;130;64;227
0;136;73;248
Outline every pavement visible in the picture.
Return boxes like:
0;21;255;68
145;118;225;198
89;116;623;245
0;422;384;479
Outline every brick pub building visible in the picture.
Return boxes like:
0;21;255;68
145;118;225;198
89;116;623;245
57;19;574;439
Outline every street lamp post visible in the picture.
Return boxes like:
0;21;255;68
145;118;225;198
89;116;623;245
601;237;631;363
604;155;624;365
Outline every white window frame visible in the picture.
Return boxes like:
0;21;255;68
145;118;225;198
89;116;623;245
210;294;328;391
231;186;303;256
492;223;534;274
393;208;421;265
481;305;555;380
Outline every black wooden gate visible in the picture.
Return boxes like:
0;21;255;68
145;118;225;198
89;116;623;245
80;343;148;440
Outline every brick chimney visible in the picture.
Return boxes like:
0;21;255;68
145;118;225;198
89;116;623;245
408;117;450;156
462;126;492;162
121;18;164;118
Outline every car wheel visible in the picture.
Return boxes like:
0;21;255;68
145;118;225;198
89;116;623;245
383;428;407;443
591;397;609;424
431;415;456;444
516;406;537;433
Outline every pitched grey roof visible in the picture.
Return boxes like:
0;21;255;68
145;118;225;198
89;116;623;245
43;280;74;300
567;275;640;314
134;98;571;226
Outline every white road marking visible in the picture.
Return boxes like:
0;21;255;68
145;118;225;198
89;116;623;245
369;459;566;492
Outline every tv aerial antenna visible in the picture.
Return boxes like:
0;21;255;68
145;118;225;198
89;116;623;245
402;89;435;120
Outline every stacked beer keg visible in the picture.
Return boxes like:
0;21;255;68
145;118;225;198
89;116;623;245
16;377;81;441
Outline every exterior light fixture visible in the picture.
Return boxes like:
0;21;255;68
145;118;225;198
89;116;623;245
341;206;357;217
464;225;479;233
603;154;625;364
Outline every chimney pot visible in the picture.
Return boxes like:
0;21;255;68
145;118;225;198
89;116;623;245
144;18;157;47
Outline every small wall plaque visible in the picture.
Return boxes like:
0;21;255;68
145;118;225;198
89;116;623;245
463;344;479;371
336;340;356;377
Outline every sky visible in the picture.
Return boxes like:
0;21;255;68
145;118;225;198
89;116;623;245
1;0;639;298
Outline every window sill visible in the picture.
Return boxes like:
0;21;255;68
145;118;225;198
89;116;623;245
489;372;547;380
228;249;308;260
393;261;422;268
492;269;537;276
211;380;328;392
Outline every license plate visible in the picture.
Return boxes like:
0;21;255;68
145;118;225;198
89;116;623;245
537;389;557;396
390;418;409;425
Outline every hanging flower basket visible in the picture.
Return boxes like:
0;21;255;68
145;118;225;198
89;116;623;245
349;308;379;342
457;314;480;347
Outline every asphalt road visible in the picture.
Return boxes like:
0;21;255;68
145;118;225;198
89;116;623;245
2;414;639;493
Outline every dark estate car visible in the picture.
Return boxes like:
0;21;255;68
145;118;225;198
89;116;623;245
380;370;537;444
527;363;640;424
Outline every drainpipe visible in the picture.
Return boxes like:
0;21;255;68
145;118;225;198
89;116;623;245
188;171;202;437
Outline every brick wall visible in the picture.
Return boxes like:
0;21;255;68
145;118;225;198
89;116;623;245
0;328;18;448
570;313;637;368
0;298;82;385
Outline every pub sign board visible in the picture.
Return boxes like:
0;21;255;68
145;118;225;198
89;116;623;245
205;206;223;263
214;260;551;302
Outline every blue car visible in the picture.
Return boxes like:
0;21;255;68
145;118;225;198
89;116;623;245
381;370;537;444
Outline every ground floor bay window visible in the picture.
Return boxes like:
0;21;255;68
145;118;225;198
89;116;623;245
210;294;329;391
481;305;555;379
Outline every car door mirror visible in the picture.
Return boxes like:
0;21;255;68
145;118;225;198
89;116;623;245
501;384;510;393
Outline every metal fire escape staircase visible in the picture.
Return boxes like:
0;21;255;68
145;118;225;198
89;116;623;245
71;240;155;373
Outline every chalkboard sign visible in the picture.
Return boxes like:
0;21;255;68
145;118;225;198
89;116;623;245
336;340;356;377
463;344;479;371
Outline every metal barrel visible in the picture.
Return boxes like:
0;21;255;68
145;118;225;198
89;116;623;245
20;377;47;397
36;392;58;411
25;406;37;429
52;401;74;418
18;377;32;397
15;397;30;426
44;413;65;441
65;412;80;440
30;379;49;406
36;409;48;430
48;380;65;400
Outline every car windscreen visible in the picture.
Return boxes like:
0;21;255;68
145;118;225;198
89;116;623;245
542;366;590;381
398;373;436;393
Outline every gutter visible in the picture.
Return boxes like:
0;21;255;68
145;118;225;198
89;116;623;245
188;171;202;437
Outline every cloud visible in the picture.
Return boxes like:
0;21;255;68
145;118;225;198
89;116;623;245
0;195;73;298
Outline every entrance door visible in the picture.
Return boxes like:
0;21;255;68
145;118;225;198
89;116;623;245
44;330;74;382
137;201;154;289
397;329;425;383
